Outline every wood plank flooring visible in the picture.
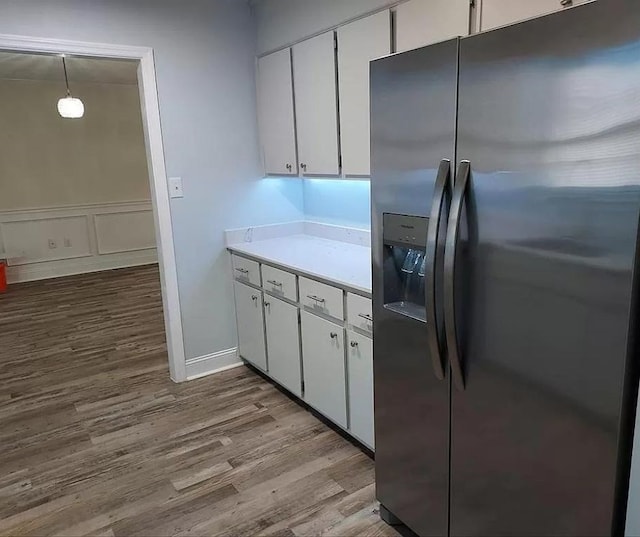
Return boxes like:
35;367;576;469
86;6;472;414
0;265;398;536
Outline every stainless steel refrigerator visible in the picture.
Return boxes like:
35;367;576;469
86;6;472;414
371;2;640;535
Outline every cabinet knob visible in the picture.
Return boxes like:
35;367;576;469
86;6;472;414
286;163;292;171
264;301;270;308
560;0;572;5
350;340;358;348
330;332;338;339
251;295;258;302
301;163;307;172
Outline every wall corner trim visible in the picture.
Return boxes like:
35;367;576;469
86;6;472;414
183;348;243;381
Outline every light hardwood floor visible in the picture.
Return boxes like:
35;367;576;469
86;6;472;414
0;265;398;536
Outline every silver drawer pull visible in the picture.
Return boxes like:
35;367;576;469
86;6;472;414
350;340;358;348
330;332;338;339
267;280;282;287
235;267;249;274
358;313;373;322
307;295;326;303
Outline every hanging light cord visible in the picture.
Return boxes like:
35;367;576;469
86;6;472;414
62;56;71;97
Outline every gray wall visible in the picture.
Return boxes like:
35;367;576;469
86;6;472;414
0;0;304;361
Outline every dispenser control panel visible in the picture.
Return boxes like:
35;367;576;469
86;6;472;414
383;213;429;249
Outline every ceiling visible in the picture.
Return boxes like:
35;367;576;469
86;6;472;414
0;52;139;85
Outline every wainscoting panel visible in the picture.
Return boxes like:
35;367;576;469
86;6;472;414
1;215;91;265
0;201;157;283
95;210;156;255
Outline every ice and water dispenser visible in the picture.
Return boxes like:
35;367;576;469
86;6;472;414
382;213;429;322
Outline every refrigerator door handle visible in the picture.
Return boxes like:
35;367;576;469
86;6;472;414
444;160;470;391
425;159;452;381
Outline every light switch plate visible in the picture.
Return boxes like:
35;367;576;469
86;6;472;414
169;177;184;198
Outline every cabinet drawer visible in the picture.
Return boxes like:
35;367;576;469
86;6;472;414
347;293;372;333
261;264;297;302
232;255;260;286
299;276;344;320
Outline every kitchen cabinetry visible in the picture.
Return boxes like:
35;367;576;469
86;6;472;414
264;296;302;396
479;0;588;31
230;253;374;448
337;11;391;176
292;32;340;176
395;0;470;53
300;310;348;428
233;281;268;371
256;48;298;176
347;330;374;448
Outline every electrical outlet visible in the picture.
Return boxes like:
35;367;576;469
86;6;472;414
48;239;57;249
64;238;72;248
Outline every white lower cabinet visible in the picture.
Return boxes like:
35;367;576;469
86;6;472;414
264;296;302;397
231;253;374;449
300;310;348;428
347;330;374;449
233;280;268;371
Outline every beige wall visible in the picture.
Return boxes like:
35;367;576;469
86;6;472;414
0;79;150;210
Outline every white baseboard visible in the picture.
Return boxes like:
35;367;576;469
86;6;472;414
185;347;243;380
6;249;158;284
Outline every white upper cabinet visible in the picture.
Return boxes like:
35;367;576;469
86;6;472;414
479;0;589;31
337;11;391;176
256;48;297;175
293;31;340;176
395;0;470;53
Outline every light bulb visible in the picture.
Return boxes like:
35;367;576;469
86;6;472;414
57;96;84;119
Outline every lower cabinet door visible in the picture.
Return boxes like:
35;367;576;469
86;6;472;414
347;330;374;449
234;280;267;371
264;296;302;396
300;310;347;428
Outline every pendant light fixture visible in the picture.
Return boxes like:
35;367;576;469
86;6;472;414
57;55;84;119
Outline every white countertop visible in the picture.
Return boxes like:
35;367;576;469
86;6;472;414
227;234;372;295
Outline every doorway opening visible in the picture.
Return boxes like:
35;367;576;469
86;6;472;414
0;36;185;382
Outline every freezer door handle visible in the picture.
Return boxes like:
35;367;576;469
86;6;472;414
444;160;470;391
425;159;452;381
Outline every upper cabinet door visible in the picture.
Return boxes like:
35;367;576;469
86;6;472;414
293;32;340;176
396;0;470;53
479;0;589;31
257;49;297;175
337;11;391;177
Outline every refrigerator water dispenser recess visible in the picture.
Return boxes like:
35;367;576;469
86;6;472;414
382;213;429;322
